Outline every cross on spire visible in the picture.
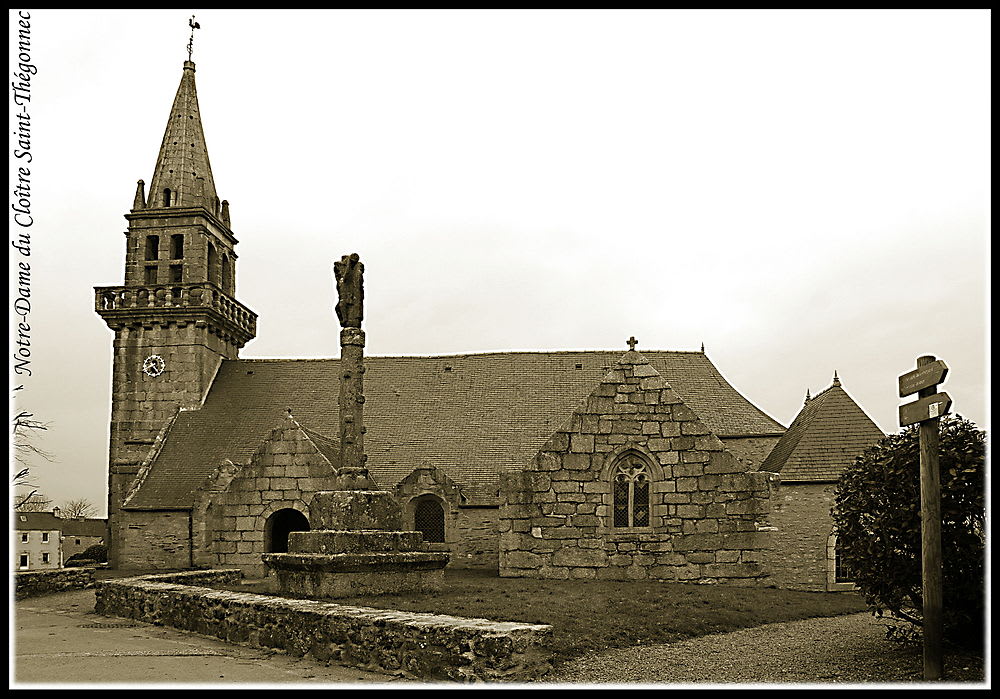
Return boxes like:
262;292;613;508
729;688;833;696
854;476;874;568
627;336;638;351
187;15;201;61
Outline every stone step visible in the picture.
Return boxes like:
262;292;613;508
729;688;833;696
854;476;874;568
288;529;425;554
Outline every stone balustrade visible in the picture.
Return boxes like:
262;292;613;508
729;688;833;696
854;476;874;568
94;283;257;338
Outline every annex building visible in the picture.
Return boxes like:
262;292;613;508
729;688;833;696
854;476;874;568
96;58;882;590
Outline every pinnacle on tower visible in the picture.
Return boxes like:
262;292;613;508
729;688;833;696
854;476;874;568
146;59;221;216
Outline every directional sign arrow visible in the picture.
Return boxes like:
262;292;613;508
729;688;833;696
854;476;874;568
899;392;952;427
898;360;949;397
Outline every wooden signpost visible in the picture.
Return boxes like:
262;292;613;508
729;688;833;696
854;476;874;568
898;355;950;681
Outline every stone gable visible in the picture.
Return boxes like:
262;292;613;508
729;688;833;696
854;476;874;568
499;350;776;583
191;417;339;575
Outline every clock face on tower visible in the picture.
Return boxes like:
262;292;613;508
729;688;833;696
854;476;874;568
142;355;166;377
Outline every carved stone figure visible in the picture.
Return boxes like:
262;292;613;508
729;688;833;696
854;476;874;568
334;253;364;328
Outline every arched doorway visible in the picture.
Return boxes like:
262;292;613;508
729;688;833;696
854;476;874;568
264;508;309;553
413;496;446;543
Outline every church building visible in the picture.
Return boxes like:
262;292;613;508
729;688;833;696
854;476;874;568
96;58;880;590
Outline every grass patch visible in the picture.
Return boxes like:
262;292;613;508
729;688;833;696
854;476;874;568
222;568;866;667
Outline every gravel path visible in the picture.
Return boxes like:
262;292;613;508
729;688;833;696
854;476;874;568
546;612;985;685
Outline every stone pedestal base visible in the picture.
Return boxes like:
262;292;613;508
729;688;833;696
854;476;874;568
262;551;448;598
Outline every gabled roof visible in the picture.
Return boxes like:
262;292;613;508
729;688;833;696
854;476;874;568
15;512;62;531
125;350;785;509
58;518;107;538
759;377;884;482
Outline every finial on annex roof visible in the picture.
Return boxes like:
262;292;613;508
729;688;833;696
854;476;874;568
804;388;811;404
700;341;705;353
186;15;201;62
832;370;841;387
626;336;638;351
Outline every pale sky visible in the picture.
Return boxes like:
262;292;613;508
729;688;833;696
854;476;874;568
9;9;990;517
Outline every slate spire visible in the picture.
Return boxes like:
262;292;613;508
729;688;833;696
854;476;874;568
145;60;220;215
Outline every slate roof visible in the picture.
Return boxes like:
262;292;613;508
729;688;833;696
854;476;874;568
125;350;785;509
759;379;884;482
14;512;106;537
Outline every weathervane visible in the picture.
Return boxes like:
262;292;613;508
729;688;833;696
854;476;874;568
186;15;201;61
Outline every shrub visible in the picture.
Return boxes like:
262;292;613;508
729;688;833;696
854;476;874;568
833;415;985;647
67;543;108;564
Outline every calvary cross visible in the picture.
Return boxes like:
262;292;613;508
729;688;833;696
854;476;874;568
627;336;638;351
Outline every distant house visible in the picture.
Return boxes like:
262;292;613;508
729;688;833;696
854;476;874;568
14;511;107;570
15;512;63;570
760;375;885;591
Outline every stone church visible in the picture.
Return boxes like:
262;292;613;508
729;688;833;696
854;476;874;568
95;59;883;590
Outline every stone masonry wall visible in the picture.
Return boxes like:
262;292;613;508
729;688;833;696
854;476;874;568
764;481;843;591
499;351;775;584
15;568;96;600
119;510;192;569
454;507;499;570
95;570;552;682
721;435;783;471
193;421;338;576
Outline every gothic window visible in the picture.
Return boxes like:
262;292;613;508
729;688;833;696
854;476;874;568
144;265;158;285
163;188;172;207
834;539;854;583
145;235;159;260
221;253;231;293
413;497;446;543
171;234;184;259
612;452;651;528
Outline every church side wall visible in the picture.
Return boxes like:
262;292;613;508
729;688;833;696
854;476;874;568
763;481;839;591
119;510;191;569
453;507;499;570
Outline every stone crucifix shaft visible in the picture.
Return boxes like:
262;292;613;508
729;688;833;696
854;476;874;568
334;253;366;474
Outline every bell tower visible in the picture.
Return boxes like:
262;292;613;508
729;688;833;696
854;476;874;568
95;58;256;567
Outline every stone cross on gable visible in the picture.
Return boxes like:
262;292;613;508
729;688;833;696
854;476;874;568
627;336;638;351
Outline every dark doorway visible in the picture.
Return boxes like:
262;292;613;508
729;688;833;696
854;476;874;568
413;497;446;543
264;508;309;553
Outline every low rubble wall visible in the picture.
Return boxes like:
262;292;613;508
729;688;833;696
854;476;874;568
16;568;96;599
94;569;551;682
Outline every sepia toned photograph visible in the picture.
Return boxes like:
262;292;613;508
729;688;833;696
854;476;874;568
11;9;988;688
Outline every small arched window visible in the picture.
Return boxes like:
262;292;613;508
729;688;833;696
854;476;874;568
221;253;231;293
413;497;446;543
207;243;218;286
612;452;651;528
163;188;172;207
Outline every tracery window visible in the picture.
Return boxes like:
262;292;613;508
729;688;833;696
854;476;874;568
612;452;651;528
834;539;854;583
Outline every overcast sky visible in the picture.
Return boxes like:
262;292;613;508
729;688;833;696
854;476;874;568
10;9;989;516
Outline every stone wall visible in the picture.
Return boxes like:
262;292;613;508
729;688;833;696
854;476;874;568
721;435;783;471
764;481;850;591
119;510;192;569
454;507;499;569
16;568;95;599
499;351;776;584
193;421;338;576
95;570;552;682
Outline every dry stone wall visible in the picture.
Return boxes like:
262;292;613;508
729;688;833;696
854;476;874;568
95;570;552;682
15;568;96;599
499;351;777;584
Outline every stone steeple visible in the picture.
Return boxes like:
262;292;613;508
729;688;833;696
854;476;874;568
142;61;220;214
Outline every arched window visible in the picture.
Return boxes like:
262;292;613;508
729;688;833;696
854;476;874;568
612;452;651;528
207;242;218;286
221;253;231;293
163;188;172;207
264;508;309;553
413;497;446;543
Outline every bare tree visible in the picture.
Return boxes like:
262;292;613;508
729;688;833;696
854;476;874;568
61;498;98;519
16;491;53;512
12;386;55;509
